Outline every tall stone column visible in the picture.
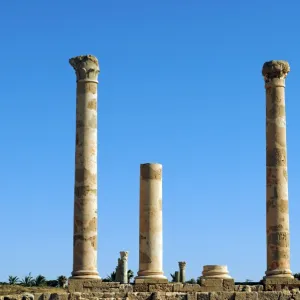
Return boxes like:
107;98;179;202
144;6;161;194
69;55;100;279
178;262;186;283
263;60;293;278
136;163;167;282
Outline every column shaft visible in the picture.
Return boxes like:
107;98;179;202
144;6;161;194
136;163;167;281
263;60;293;278
70;55;100;279
179;262;186;283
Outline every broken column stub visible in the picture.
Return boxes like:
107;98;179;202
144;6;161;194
120;251;129;284
178;262;186;283
201;265;232;279
69;55;100;280
263;60;293;278
135;163;168;283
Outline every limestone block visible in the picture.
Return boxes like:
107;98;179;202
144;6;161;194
21;294;34;300
223;280;234;291
133;284;149;292
119;284;134;293
186;292;197;300
135;279;168;284
172;284;184;292
200;279;223;287
49;294;68;300
235;292;258;300
68;293;81;300
197;293;209;300
209;292;235;300
127;292;152;300
258;292;281;300
181;285;201;292
149;285;173;292
165;292;186;300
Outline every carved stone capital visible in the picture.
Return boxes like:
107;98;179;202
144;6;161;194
120;251;129;261
69;55;100;82
262;60;290;82
178;261;186;269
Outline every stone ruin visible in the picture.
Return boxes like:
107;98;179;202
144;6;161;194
2;57;299;300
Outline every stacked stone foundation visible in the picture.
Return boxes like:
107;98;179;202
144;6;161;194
3;279;300;300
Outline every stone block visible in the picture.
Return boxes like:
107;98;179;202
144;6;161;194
181;285;201;292
200;279;223;287
120;284;134;293
127;292;154;300
68;293;81;300
49;294;68;300
165;292;186;300
186;292;197;300
133;284;149;292
200;287;223;292
173;284;184;292
223;280;235;291
258;292;281;300
135;279;168;284
149;285;173;292
197;293;209;300
235;292;258;300
210;292;235;300
68;279;103;292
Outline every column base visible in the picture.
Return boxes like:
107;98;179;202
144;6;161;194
71;270;101;279
135;272;168;283
265;269;294;278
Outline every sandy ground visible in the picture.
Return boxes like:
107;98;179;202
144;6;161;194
0;285;66;295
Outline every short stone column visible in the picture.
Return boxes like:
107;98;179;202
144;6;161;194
120;251;129;283
136;163;167;282
262;60;293;278
178;262;186;283
175;271;180;282
69;55;100;279
201;265;232;279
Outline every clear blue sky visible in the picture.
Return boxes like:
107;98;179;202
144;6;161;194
1;0;300;283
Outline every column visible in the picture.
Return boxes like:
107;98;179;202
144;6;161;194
69;55;100;279
136;163;167;281
178;262;186;283
120;251;129;283
175;271;180;282
262;60;293;278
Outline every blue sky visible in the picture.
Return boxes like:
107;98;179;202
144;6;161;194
1;0;300;283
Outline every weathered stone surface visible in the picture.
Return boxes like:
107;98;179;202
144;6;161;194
127;292;152;300
258;292;281;300
136;163;167;281
181;285;201;292
197;293;209;300
200;279;223;287
133;284;149;292
149;285;173;292
70;54;100;280
135;280;168;284
173;284;184;292
49;294;68;300
223;280;234;291
202;266;232;280
21;293;34;300
263;60;293;279
235;292;258;300
209;292;235;300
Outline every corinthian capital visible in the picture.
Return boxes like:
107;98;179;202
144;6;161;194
262;60;290;82
69;54;100;82
179;261;186;269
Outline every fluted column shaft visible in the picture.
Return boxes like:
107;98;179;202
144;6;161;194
137;163;167;280
70;55;100;279
263;60;293;278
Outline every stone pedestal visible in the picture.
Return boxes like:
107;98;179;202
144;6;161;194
120;251;129;284
135;163;167;282
69;55;100;279
178;262;186;283
262;60;293;278
201;265;232;279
